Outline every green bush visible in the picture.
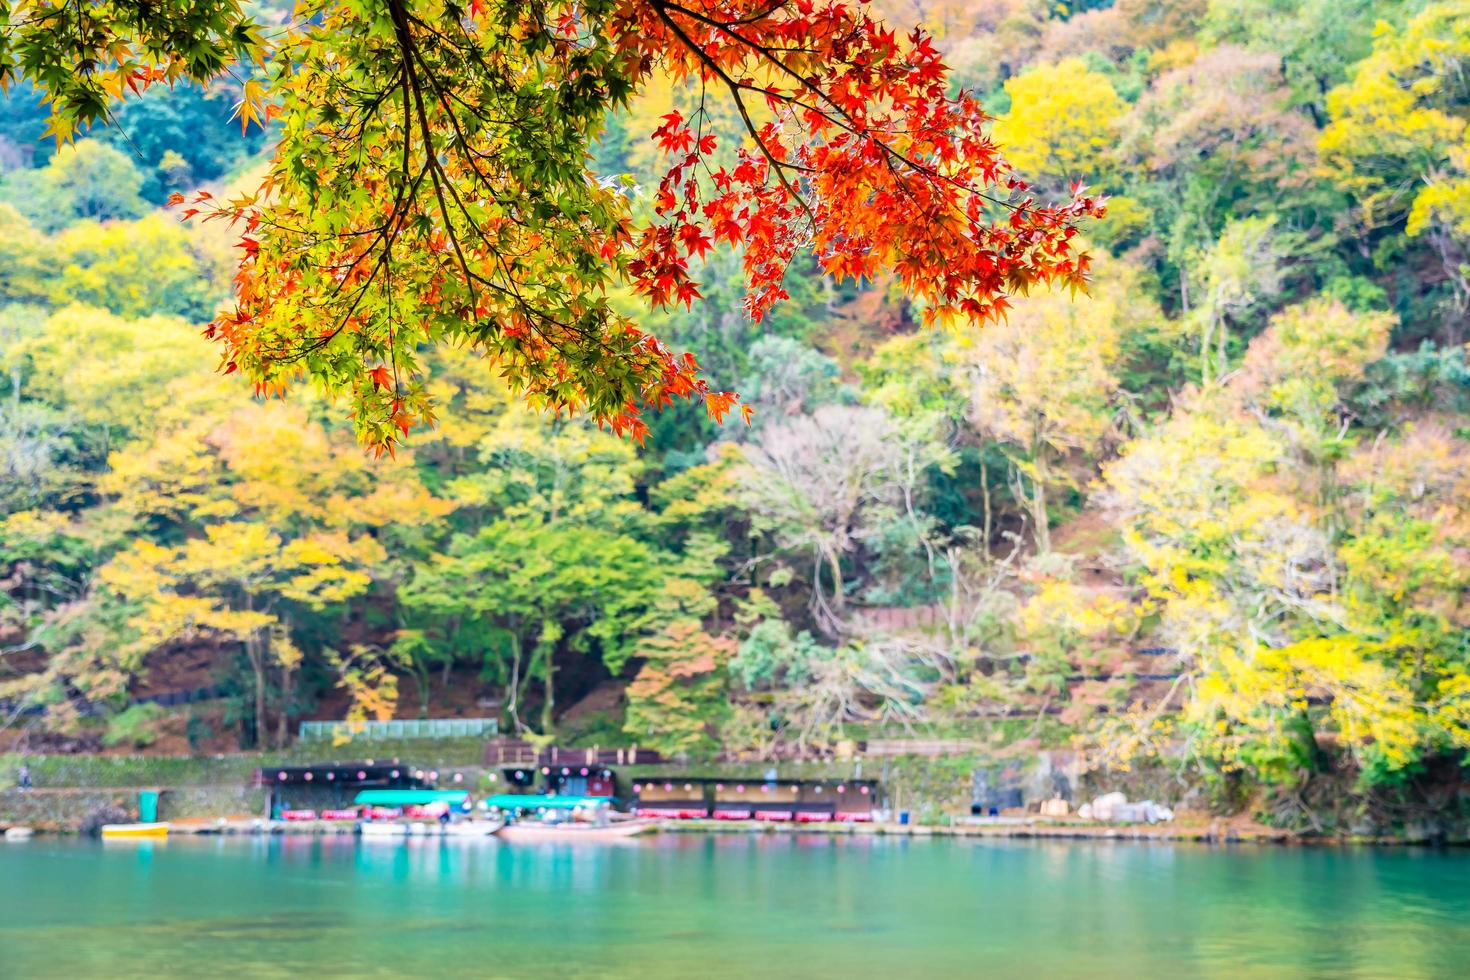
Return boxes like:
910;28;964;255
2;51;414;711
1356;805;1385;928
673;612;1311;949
103;704;166;749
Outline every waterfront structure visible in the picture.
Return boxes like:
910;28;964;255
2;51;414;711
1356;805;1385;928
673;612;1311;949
490;763;619;796
633;777;881;822
255;760;433;819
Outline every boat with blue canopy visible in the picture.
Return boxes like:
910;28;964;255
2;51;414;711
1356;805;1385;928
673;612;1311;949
480;794;606;814
354;789;499;837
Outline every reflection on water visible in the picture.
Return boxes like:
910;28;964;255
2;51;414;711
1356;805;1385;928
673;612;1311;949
3;835;1469;979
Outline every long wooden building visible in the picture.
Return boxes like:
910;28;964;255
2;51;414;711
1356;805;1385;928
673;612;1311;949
632;777;880;822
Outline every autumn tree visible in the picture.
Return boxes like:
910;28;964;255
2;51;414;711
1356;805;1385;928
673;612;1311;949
1099;299;1436;785
1123;45;1318;304
1337;423;1470;773
1201;0;1399;124
1015;575;1135;722
0;0;1098;450
1320;2;1470;337
624;577;735;756
990;58;1125;197
738;403;948;629
95;393;445;747
1185;216;1300;382
8;0;1468;823
963;254;1156;552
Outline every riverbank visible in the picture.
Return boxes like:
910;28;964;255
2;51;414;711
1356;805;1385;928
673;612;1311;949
659;816;1299;844
12;812;1463;846
104;815;1292;843
661;816;1470;845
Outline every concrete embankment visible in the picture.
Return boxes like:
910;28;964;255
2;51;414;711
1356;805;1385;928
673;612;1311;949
9;809;1446;846
655;817;1298;843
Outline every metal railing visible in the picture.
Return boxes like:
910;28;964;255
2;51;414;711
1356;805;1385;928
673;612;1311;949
298;718;498;741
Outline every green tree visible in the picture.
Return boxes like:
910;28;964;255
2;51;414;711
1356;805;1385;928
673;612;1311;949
401;521;663;734
1124;46;1319;308
0;139;149;232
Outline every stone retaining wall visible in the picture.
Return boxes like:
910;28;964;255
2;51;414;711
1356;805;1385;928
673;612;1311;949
0;790;138;832
1;784;269;831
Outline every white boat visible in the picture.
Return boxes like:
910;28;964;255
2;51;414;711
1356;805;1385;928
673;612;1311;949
497;819;655;843
360;822;409;837
100;822;169;839
360;820;504;838
443;820;503;838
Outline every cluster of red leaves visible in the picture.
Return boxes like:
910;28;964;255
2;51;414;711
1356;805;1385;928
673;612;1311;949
612;0;1102;326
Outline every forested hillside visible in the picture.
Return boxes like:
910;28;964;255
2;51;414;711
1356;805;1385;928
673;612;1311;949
3;0;1469;826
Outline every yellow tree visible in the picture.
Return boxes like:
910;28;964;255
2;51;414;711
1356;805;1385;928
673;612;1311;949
324;644;405;741
962;254;1157;552
1100;299;1438;783
1102;391;1321;778
0;205;51;303
98;388;445;747
991;58;1126;196
99;525;374;749
47;214;226;321
1320;2;1470;333
4;305;214;445
1337;423;1470;768
1236;298;1393;490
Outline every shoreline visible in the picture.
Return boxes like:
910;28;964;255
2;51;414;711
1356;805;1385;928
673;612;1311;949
652;818;1454;846
9;815;1464;847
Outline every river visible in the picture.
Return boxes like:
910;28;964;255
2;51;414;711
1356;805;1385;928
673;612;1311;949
2;834;1468;978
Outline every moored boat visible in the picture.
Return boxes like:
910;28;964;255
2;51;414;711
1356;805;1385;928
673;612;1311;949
359;821;409;837
442;819;503;838
360;819;504;838
100;822;169;839
496;819;654;843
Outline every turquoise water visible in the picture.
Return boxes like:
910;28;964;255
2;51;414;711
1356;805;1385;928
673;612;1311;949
2;835;1468;978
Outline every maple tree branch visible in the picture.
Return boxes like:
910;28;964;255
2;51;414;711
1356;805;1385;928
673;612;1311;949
383;2;683;370
655;0;1032;217
269;59;423;363
650;2;815;223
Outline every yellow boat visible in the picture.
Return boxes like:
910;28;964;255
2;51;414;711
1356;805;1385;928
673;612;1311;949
100;822;169;839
